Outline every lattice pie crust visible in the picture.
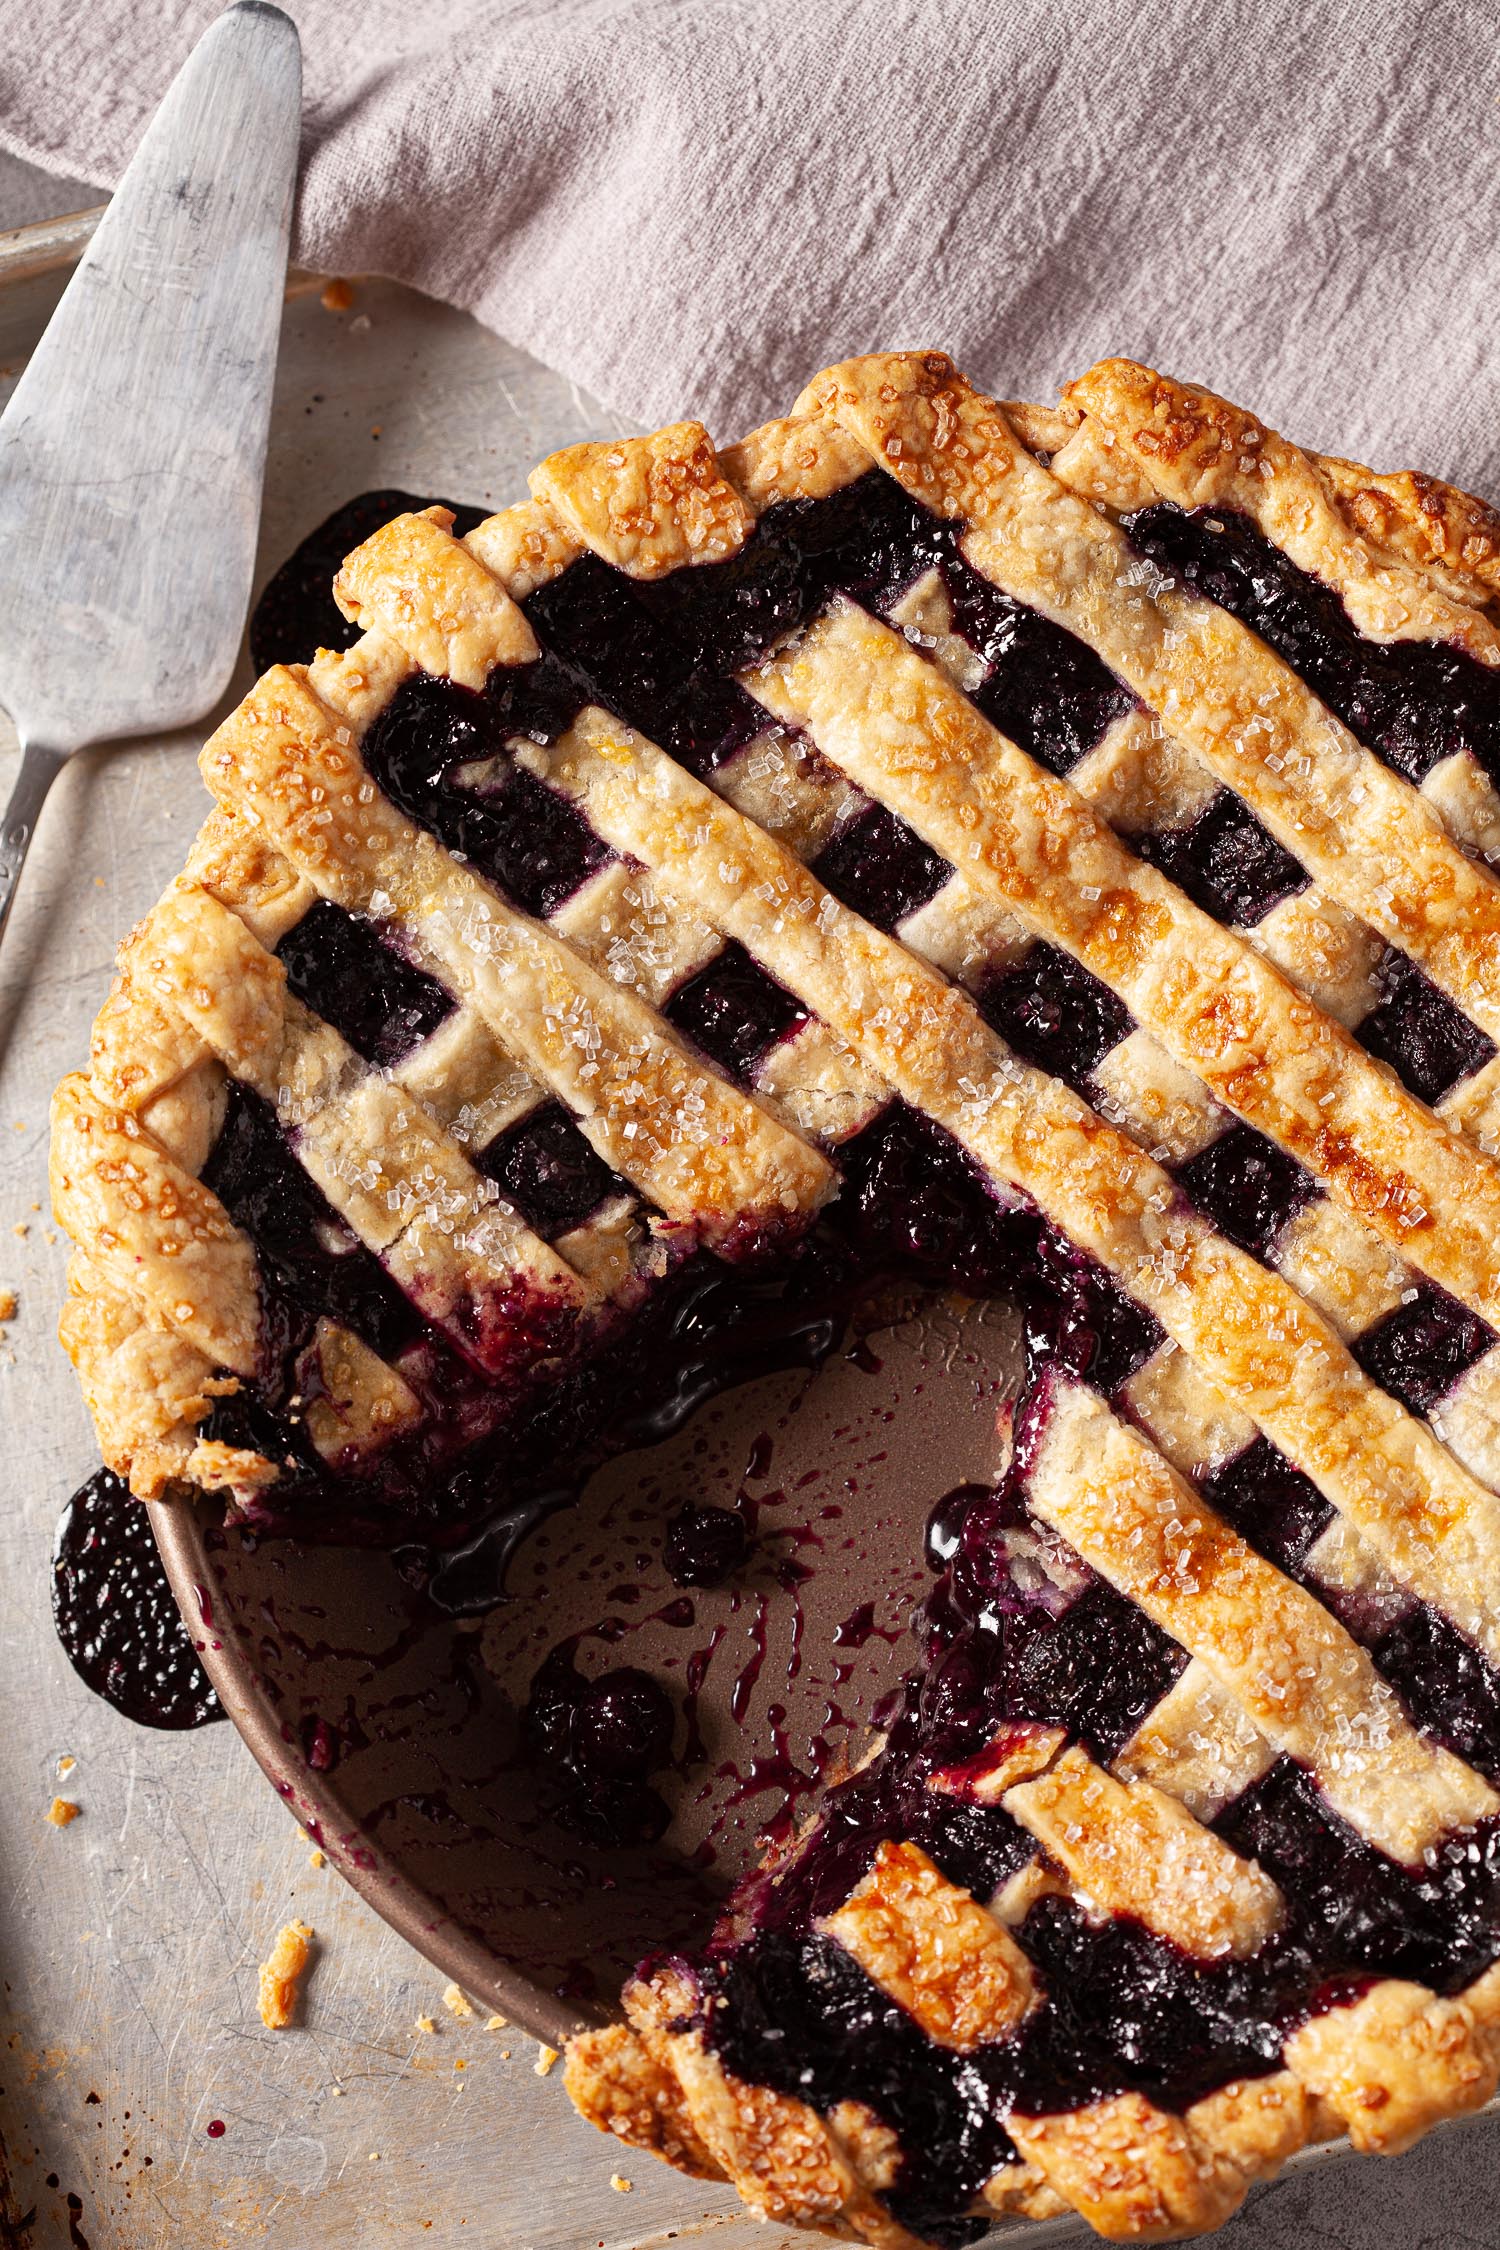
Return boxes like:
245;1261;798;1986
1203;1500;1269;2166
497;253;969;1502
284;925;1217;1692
49;352;1500;2243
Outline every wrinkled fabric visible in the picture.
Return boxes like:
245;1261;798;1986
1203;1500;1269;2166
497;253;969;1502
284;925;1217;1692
2;0;1497;482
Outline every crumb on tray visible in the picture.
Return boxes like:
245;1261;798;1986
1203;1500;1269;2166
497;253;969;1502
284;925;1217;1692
0;1290;18;1321
46;1796;80;1826
442;1982;475;2019
610;2174;633;2193
320;278;355;314
534;2044;560;2078
258;1920;315;2028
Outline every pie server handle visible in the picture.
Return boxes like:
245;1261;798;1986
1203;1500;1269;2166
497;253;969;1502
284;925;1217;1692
0;3;301;951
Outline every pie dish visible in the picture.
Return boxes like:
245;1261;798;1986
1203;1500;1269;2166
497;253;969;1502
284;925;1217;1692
48;349;1500;2244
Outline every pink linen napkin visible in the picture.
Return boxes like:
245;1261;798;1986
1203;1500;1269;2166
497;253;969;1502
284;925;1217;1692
2;0;1498;484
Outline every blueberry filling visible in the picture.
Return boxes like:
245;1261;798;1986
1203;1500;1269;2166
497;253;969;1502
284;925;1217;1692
810;800;951;931
277;898;454;1068
1357;945;1496;1106
1126;504;1500;790
202;1082;425;1371
1134;786;1307;929
475;1101;628;1241
523;1645;674;1847
663;1504;753;1588
360;672;611;916
1199;1438;1333;1576
664;940;810;1078
1176;1121;1319;1262
939;549;1137;776
978;940;1134;1091
53;1469;224;1731
1353;1280;1495;1415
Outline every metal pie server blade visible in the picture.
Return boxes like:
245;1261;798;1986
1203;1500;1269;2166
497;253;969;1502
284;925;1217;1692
0;1;301;946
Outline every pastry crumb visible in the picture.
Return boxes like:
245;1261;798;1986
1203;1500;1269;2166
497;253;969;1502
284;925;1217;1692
533;2044;560;2077
320;277;355;313
13;1222;27;1239
57;1754;75;1775
485;2012;507;2031
442;1982;475;2018
258;1920;314;2028
416;2015;437;2035
610;2174;633;2194
46;1796;80;1826
308;1849;326;1869
0;1290;18;1320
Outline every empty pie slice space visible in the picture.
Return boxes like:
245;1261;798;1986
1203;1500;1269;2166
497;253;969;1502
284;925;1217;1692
52;351;1500;2243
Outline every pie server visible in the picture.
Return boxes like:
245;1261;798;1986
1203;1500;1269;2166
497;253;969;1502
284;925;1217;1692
0;1;301;949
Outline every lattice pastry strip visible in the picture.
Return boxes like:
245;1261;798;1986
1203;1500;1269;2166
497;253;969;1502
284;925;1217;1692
801;354;1500;1045
749;543;1500;1334
530;701;1500;1664
200;661;834;1243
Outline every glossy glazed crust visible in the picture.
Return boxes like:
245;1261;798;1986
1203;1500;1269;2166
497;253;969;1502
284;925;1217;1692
49;352;1500;2238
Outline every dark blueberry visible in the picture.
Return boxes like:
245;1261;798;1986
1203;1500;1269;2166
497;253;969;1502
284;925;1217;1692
276;899;453;1068
570;1668;675;1776
924;1484;989;1573
941;550;1136;775
476;1101;627;1240
665;941;809;1080
1357;947;1496;1106
1217;1759;1500;1990
811;800;950;930
523;553;698;735
1200;1437;1333;1573
556;1776;672;1849
1176;1121;1318;1261
979;941;1133;1089
249;490;488;673
1134;787;1306;928
664;1504;753;1588
1353;1281;1495;1414
757;469;958;620
52;1469;223;1731
1127;504;1500;791
523;1644;584;1762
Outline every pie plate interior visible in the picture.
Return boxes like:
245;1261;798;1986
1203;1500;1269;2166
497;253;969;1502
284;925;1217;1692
150;1292;1024;2050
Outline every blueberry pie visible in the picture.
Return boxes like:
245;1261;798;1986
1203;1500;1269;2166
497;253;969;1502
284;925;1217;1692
51;352;1500;2242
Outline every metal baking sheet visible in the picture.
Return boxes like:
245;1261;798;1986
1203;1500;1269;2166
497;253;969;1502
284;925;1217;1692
2;210;1498;2250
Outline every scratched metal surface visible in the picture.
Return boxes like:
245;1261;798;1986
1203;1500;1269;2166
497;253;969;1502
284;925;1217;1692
2;197;1500;2250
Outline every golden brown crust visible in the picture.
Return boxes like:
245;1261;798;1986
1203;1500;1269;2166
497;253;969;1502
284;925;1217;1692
562;2022;724;2180
1006;2092;1248;2241
332;506;540;685
530;422;754;579
1283;1982;1500;2154
820;1839;1038;2047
